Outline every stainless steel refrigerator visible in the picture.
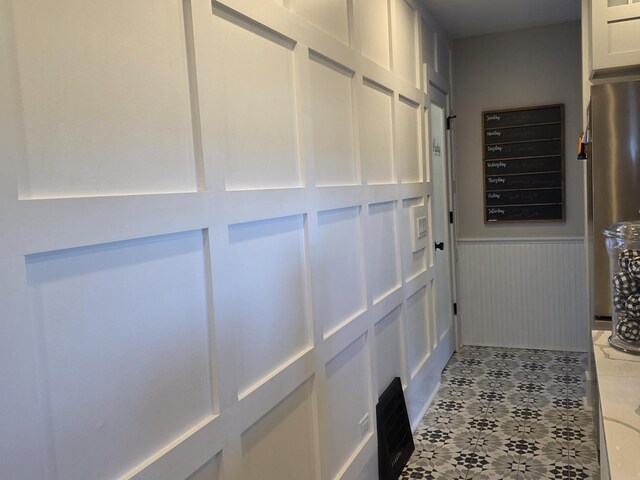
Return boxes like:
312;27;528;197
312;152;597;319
591;80;640;319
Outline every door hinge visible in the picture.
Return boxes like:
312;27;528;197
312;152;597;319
453;303;458;315
449;211;454;224
446;115;457;130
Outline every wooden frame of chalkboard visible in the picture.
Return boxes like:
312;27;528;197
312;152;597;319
482;104;565;223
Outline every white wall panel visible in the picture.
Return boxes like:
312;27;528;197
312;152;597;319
187;454;221;480
423;107;432;182
436;277;453;342
436;32;450;79
354;455;378;480
360;81;395;184
421;19;435;68
26;231;212;480
314;207;365;336
12;0;197;199
401;197;427;281
309;54;358;187
368;202;400;302
458;239;589;351
397;97;422;183
211;9;300;190
227;215;310;394
240;379;317;479
0;258;46;480
2;0;454;477
426;196;434;268
428;279;437;350
394;0;418;86
323;335;370;479
406;287;429;378
355;0;391;69
374;307;404;396
297;0;349;45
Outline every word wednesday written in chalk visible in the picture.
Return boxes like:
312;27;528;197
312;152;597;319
482;104;565;223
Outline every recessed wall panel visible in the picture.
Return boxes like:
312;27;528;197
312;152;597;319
423;107;432;183
355;0;390;68
368;202;400;302
187;453;221;480
314;207;365;335
397;98;422;183
13;0;197;199
426;196;434;268
309;55;357;186
428;279;437;348
26;231;212;480
324;336;370;479
436;32;451;79
421;19;435;68
212;11;300;190
406;287;429;377
374;307;403;397
360;82;394;184
241;379;317;479
227;215;310;394
297;0;349;44
394;0;418;86
401;198;427;280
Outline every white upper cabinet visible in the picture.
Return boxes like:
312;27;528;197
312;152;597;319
592;0;640;76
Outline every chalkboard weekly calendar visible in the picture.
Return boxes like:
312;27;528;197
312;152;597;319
483;104;564;223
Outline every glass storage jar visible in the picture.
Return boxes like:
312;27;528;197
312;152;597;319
604;220;640;355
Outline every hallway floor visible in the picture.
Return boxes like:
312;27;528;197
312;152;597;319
402;346;598;479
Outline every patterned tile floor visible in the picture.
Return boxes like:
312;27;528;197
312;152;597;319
402;346;598;479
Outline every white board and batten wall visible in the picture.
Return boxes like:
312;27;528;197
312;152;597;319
0;1;455;479
453;22;590;352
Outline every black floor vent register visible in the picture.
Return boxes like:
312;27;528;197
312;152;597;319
376;377;414;480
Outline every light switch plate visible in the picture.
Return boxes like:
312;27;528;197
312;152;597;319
410;205;428;253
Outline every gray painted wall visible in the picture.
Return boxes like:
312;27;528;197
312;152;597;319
452;22;583;239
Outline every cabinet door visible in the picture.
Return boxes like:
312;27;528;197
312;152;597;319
592;0;640;74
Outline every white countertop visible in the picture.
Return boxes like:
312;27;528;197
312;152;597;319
592;330;640;479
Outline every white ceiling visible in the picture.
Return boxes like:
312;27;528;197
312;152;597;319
421;0;582;38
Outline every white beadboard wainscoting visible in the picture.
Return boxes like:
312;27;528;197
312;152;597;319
457;238;589;351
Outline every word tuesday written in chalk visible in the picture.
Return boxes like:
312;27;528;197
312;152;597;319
487;177;506;184
487;146;503;152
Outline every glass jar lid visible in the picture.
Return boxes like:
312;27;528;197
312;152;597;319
604;221;640;240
